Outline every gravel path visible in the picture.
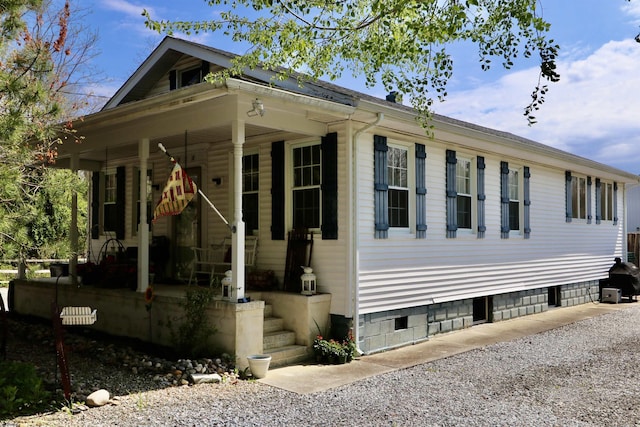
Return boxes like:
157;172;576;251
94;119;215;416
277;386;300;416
5;303;640;426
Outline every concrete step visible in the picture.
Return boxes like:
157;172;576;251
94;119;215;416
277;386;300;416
263;330;296;350
264;304;273;318
265;344;311;368
264;316;284;333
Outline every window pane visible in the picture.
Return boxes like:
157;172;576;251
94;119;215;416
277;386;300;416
104;204;117;232
457;195;471;229
180;68;201;87
456;160;470;194
293;188;320;229
388;189;408;227
243;193;259;234
508;170;518;200
571;177;586;219
509;201;520;230
606;183;613;220
386;146;409;228
292;144;321;229
387;146;408;188
579;178;586;219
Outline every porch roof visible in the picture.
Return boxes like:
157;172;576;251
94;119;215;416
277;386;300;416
55;78;356;170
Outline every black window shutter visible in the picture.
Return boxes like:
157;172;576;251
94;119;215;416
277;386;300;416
586;177;592;224
477;156;486;238
613;182;618;225
523;166;531;239
500;161;510;239
321;132;338;239
445;149;457;238
271;141;285;240
169;70;177;90
91;172;100;239
115;166;126;240
565;171;572;222
415;143;427;239
595;178;602;224
373;135;389;239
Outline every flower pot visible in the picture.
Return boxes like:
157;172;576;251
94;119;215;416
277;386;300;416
247;354;272;379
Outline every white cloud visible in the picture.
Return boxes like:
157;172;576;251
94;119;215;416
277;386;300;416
436;38;640;174
101;0;152;18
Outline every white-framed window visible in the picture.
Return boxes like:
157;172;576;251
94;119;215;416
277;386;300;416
387;145;409;228
180;67;202;87
456;157;472;230
103;169;117;233
600;181;614;221
242;153;259;234
572;175;587;220
508;168;520;231
292;142;321;230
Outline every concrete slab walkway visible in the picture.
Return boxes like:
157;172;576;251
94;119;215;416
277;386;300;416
259;301;635;394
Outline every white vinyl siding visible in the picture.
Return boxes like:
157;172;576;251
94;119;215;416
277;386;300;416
357;148;625;315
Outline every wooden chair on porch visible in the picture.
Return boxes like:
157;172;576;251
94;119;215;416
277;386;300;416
209;235;259;280
188;247;217;287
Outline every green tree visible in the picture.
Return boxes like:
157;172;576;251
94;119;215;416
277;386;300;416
142;0;597;126
0;0;95;261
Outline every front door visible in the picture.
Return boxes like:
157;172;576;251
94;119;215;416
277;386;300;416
171;167;201;281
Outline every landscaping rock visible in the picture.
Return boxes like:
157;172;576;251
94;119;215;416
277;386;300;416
86;389;110;407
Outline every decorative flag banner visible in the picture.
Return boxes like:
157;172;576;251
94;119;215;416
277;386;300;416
152;163;197;222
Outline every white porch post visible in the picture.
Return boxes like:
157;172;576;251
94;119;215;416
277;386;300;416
137;138;150;292
69;153;79;285
231;119;246;301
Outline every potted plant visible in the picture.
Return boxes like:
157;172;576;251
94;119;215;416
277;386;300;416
312;333;357;364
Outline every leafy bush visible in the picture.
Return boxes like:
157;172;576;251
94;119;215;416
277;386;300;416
170;288;218;358
0;361;51;417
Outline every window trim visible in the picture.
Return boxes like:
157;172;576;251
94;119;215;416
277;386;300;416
447;150;479;238
288;139;322;233
598;179;615;222
508;167;521;234
387;141;415;235
242;151;260;235
571;174;588;221
455;155;476;234
102;168;117;234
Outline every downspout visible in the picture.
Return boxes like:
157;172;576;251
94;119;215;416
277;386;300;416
350;112;383;355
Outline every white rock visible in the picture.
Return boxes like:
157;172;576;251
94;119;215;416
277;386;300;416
86;389;110;407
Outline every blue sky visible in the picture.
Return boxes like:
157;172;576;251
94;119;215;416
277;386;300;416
82;0;640;174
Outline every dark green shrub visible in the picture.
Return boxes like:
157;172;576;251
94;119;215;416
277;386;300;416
170;288;218;358
0;360;51;417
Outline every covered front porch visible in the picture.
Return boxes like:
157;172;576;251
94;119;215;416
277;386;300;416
9;278;331;369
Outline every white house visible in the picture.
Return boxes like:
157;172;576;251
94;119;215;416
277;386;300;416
42;36;639;357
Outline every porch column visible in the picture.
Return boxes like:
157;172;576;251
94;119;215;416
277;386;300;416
137;138;150;292
69;153;79;285
231;119;246;301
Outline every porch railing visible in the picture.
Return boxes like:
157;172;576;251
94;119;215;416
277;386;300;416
0;259;86;285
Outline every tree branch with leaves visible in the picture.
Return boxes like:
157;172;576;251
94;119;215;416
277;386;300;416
142;0;583;126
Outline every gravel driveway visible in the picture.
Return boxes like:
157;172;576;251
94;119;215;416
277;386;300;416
6;303;640;427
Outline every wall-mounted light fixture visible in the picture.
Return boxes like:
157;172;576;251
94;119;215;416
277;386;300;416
212;177;222;185
247;98;265;117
